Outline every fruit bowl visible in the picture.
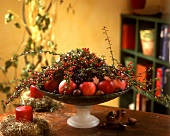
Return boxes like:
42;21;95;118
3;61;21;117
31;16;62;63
39;88;130;106
39;88;130;128
5;45;166;128
6;48;134;128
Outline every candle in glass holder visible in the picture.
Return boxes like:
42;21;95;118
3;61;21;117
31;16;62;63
30;85;44;99
15;106;33;122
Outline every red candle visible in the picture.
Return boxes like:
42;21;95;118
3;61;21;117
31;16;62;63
30;85;44;99
15;106;33;122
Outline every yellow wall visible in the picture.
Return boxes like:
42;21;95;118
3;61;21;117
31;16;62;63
0;0;131;113
0;0;23;113
1;0;168;113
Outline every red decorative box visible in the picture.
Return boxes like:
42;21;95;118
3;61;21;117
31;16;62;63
122;24;136;50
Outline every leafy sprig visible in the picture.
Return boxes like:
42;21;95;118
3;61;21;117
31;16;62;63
1;27;170;109
102;26;170;108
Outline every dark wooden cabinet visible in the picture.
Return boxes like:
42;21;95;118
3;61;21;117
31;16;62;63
119;14;170;114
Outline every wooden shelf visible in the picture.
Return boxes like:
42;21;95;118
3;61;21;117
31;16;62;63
119;14;170;115
121;14;170;24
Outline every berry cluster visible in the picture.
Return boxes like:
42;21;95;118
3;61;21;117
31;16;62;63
55;48;115;84
3;48;128;104
2;47;170;106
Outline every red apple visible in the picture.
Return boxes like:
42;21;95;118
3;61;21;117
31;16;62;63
113;79;127;91
30;85;44;99
44;79;60;93
79;82;96;96
97;80;116;94
59;80;77;94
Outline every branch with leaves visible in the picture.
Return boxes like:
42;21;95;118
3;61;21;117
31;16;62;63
1;27;170;109
0;0;64;111
102;26;170;108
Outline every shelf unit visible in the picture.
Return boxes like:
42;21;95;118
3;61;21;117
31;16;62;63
119;14;170;114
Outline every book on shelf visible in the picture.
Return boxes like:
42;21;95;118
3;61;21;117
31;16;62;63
159;26;164;60
155;67;164;97
135;64;152;111
122;24;136;50
163;68;170;96
164;69;170;114
159;25;170;62
155;68;170;115
136;93;147;111
155;67;170;96
169;31;170;63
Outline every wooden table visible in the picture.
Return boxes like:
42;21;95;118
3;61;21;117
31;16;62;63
1;104;170;136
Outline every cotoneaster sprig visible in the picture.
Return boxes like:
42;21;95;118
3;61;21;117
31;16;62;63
2;27;170;108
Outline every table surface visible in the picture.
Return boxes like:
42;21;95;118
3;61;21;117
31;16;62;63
0;104;170;136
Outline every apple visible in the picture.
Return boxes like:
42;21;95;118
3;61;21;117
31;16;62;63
30;85;44;98
44;79;60;93
113;79;127;91
79;82;96;96
59;80;77;94
97;80;116;94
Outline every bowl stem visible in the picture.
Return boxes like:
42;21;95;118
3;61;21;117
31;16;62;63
67;105;100;128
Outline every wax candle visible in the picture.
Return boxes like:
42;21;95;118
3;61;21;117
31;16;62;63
30;85;44;99
15;106;33;122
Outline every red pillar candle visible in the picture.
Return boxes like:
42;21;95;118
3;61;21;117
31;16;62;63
15;106;33;122
30;85;44;99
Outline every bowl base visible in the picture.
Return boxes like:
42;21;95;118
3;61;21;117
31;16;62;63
67;105;100;128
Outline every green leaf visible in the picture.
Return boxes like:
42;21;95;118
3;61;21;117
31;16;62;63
47;40;54;47
51;56;55;64
24;38;33;52
12;54;18;68
28;38;33;47
35;14;43;25
44;17;50;31
13;60;18;68
14;22;21;28
0;83;3;91
35;13;50;32
5;13;14;23
2;86;10;93
2;103;6;113
0;66;5;73
5;60;12;72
